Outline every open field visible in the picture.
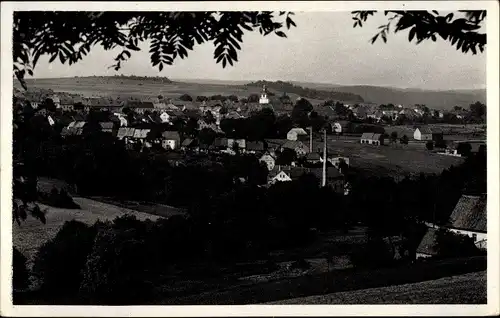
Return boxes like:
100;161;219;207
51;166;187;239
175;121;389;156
19;77;485;110
13;197;161;267
20;77;322;103
313;138;465;177
88;196;187;218
267;271;486;304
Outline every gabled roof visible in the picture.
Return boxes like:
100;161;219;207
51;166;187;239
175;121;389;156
416;126;432;134
181;138;197;147
281;139;308;151
288;128;308;136
416;228;439;256
448;195;487;233
306;152;322;161
99;122;114;130
134;128;150;139
162;131;181;140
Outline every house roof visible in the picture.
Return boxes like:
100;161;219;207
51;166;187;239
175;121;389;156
99;122;114;130
288;128;308;136
448;195;487;233
117;127;128;138
361;132;375;139
334;120;350;128
416;126;433;134
133;128;150;138
162;131;181;140
181;138;197;147
306;152;322;161
246;141;265;151
281;140;308;151
416;228;439;256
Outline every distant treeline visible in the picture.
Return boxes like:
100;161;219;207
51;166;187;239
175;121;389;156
73;75;173;83
245;80;364;103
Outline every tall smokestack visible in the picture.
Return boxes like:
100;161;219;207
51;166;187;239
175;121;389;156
309;126;313;153
322;129;327;187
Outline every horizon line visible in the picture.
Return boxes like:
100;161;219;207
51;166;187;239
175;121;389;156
23;75;486;92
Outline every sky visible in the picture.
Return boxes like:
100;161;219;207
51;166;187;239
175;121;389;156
30;11;487;90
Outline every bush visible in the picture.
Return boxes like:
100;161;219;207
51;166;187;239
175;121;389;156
33;220;97;295
79;218;155;305
13;247;29;291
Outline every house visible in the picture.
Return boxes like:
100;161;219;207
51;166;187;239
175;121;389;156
161;131;181;150
416;228;439;259
60;96;75;112
181;138;199;151
281;140;309;157
413;126;444;141
99;122;115;134
52;95;61;108
227;138;246;151
264;139;287;153
287;128;308;141
259;152;276;171
246;141;265;154
126;100;155;114
360;132;384;145
332;121;350;134
212;137;229;151
416;194;487;259
305;152;323;164
446;194;487;248
159;111;171;123
133;128;151;140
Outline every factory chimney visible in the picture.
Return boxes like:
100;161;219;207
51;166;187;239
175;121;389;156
308;126;313;153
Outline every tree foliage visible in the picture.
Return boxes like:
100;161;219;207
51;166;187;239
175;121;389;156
352;11;486;55
14;11;297;89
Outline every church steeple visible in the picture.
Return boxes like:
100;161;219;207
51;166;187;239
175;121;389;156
259;84;269;104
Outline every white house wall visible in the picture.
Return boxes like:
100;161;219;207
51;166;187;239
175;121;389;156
448;228;487;249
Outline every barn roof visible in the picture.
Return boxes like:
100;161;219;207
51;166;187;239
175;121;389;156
361;132;374;139
416;228;439;256
448;195;487;233
99;122;114;130
288;128;308;135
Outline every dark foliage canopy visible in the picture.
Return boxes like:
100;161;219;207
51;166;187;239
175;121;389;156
14;11;297;89
352;10;486;54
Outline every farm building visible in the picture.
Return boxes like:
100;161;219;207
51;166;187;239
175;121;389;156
360;132;384;145
281;140;310;157
447;194;487;248
227;138;246;151
99;122;115;134
259;152;276;171
327;156;350;170
415;228;439;259
287;128;308;141
332;121;350;134
416;194;487;259
161;131;181;150
413;126;444;141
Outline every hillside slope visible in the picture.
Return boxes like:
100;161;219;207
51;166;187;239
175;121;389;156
291;81;485;110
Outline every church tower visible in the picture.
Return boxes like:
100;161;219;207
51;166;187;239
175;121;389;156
259;84;269;105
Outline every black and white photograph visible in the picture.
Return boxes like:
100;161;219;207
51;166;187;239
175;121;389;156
1;1;499;316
